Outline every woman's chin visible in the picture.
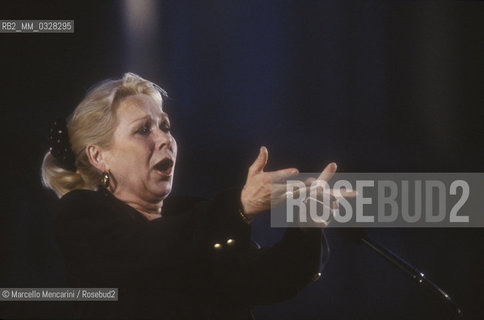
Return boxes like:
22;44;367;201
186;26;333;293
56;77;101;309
151;183;172;200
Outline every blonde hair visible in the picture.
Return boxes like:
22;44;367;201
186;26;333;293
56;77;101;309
41;72;167;198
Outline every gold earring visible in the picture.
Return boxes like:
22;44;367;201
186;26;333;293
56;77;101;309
101;171;110;190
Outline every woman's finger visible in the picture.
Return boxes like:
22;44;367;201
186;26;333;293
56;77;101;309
269;168;299;183
317;162;337;182
268;178;315;204
330;189;357;198
248;146;268;176
307;184;358;199
272;184;309;199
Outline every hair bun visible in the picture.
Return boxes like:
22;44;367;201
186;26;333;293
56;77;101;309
49;118;77;172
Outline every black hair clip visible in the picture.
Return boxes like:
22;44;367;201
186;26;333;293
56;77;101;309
49;118;77;172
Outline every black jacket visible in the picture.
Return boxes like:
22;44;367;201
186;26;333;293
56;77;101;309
53;189;323;319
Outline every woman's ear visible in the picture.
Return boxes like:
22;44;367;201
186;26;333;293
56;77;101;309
86;145;107;172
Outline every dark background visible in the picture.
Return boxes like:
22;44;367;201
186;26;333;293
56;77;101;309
1;0;484;319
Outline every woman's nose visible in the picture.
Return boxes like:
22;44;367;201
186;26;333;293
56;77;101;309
153;127;173;150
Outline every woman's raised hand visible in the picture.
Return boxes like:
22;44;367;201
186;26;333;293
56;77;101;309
240;147;357;224
240;146;299;219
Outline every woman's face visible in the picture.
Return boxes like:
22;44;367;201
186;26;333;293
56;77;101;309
103;94;177;203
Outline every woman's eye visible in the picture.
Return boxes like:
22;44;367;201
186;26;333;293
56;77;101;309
136;124;151;135
160;121;171;132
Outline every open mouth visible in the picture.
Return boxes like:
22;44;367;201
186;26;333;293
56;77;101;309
153;158;174;177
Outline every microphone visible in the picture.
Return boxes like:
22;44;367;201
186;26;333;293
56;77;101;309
337;228;463;319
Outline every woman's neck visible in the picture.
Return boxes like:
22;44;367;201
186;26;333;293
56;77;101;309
111;190;163;220
126;201;163;220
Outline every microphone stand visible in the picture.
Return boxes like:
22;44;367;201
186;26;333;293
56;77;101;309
358;232;463;319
